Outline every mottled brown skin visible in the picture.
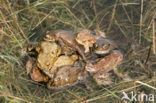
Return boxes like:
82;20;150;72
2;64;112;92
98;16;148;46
51;54;78;72
85;50;124;85
86;50;123;73
37;52;58;70
31;41;62;79
58;39;75;55
44;30;86;59
93;71;113;85
26;57;35;75
47;65;88;89
26;57;49;82
36;41;61;70
40;54;79;79
76;29;96;53
30;64;49;82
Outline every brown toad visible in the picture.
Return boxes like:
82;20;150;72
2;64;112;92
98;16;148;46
47;65;88;89
44;30;86;59
36;41;61;70
75;29;96;53
26;57;49;82
86;50;124;85
51;54;78;72
86;50;123;73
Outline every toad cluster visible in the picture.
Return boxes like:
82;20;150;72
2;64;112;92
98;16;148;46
26;29;125;89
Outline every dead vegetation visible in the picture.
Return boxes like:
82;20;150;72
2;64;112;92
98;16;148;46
0;0;156;102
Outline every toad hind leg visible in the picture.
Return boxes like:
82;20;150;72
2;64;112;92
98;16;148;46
113;67;130;80
75;45;86;60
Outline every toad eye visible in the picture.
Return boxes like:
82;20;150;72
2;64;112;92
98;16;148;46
46;34;50;38
102;44;110;50
94;43;98;48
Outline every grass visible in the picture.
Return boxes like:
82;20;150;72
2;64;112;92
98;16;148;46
0;0;156;103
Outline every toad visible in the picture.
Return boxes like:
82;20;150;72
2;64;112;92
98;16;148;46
26;42;39;57
36;41;61;70
51;54;79;73
47;65;88;89
86;50;125;85
26;57;49;82
30;64;49;82
75;29;96;53
93;37;116;56
41;54;79;79
86;50;123;73
44;30;86;59
92;29;116;56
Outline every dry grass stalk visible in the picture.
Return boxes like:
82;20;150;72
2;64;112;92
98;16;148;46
135;80;156;90
0;91;31;103
152;18;156;54
139;0;143;44
107;0;117;33
0;0;156;102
